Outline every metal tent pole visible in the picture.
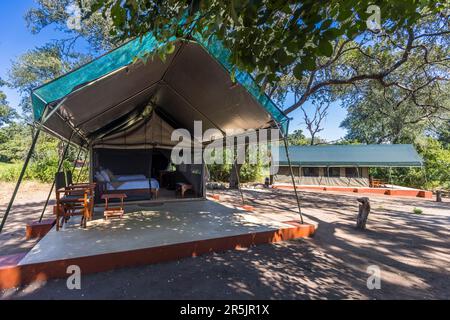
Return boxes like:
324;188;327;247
280;131;304;224
233;157;245;205
388;167;393;189
275;119;303;224
39;133;74;222
76;150;88;183
0;129;42;233
71;145;84;176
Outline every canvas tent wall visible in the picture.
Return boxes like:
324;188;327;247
26;35;289;202
274;144;424;187
92;109;179;149
31;36;289;149
1;33;300;232
90;109;204;200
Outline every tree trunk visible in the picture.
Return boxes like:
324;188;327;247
310;133;315;145
229;162;242;189
356;197;371;230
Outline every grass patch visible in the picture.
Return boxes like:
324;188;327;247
0;162;29;182
412;207;423;214
0;161;88;183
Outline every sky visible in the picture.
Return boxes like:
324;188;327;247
0;0;348;141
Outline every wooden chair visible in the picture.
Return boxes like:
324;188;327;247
66;170;96;190
54;172;95;231
370;178;384;188
55;188;93;231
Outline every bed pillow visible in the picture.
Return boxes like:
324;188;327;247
100;170;111;182
105;168;116;181
95;172;105;182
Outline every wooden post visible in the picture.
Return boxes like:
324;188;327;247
436;190;442;202
356;197;371;230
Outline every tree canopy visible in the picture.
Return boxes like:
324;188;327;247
0;80;16;126
0;0;448;190
87;1;448;110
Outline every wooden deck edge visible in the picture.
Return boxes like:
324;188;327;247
273;185;432;198
0;223;315;290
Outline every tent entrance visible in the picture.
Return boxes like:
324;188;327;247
93;147;204;203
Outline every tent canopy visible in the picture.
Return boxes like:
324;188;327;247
278;144;424;167
31;34;289;147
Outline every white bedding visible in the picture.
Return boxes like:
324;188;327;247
106;178;160;191
115;174;148;182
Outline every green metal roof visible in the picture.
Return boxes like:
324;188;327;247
279;144;423;167
31;33;288;131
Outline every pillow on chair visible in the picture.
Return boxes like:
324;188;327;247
95;172;105;182
104;168;116;181
100;170;111;182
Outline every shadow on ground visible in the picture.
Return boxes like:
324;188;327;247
1;187;449;299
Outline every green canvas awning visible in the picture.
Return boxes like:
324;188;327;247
279;144;424;167
31;33;288;147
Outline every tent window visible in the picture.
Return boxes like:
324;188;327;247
329;167;341;177
303;167;319;177
345;167;360;178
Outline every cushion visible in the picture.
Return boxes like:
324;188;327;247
95;172;105;182
100;170;110;182
105;168;116;181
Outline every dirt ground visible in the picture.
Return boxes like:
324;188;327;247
0;182;54;256
0;182;449;299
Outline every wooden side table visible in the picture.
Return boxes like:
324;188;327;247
101;193;127;220
176;183;193;198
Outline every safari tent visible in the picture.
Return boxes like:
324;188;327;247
1;33;300;232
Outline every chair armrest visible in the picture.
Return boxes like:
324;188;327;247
70;182;96;188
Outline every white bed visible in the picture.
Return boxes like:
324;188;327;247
114;174;148;182
106;178;160;191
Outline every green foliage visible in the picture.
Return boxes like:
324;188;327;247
0;162;31;182
412;208;423;214
0;123;88;183
208;161;263;184
0;123;30;162
416;138;450;190
26;0;115;52
287;129;308;146
340;83;447;144
370;138;450;191
8;43;92;118
207;163;231;183
207;148;264;183
0;89;16;126
239;161;264;183
87;0;446;86
437;121;450;148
